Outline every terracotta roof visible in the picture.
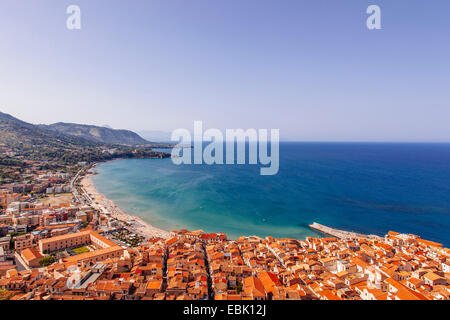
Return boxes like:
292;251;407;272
166;237;179;246
243;276;265;298
63;246;123;264
146;279;162;290
424;272;445;282
257;271;282;294
39;231;91;245
21;248;43;262
415;238;443;248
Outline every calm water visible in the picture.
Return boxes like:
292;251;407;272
92;143;450;246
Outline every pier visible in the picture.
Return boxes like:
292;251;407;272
309;222;381;240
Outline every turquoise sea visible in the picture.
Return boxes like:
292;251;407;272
91;143;450;246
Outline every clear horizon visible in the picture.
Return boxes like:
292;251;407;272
1;0;450;142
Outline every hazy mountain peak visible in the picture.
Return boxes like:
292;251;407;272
0;111;151;147
40;122;150;146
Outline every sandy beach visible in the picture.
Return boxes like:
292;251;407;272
80;170;171;239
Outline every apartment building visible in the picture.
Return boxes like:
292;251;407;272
15;234;33;251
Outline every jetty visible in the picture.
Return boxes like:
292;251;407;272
309;222;381;240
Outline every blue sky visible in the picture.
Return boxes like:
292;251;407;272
0;0;449;141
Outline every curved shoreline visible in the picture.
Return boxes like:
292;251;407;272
80;168;171;239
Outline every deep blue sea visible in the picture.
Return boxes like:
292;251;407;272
92;143;450;246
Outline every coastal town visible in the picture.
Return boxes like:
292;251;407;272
0;157;449;301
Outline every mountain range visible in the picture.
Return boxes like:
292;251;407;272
0;111;98;148
0;111;154;147
39;122;150;146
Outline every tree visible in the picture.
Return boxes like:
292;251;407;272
39;256;55;266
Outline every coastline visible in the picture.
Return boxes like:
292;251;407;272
80;167;171;239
